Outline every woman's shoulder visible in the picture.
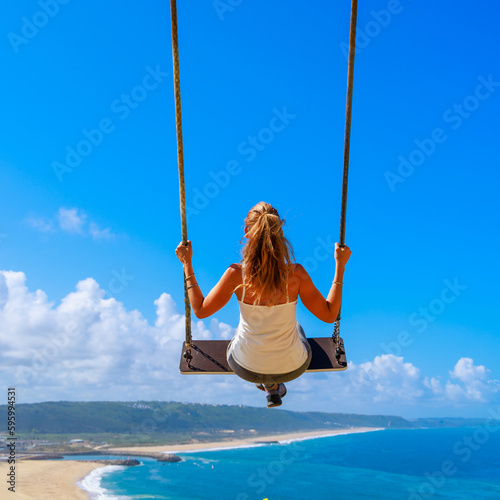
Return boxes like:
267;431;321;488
225;263;242;281
292;263;309;279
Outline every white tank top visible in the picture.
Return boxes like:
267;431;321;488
228;269;308;374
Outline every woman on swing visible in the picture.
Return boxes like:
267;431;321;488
176;201;351;408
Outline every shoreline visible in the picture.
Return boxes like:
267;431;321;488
109;426;385;455
2;427;385;499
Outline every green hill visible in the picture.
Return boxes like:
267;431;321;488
0;400;412;438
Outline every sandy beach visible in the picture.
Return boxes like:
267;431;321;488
110;426;383;454
0;460;103;500
0;427;383;499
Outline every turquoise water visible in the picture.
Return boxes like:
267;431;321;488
74;428;500;499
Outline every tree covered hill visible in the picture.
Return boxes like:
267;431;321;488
0;401;413;435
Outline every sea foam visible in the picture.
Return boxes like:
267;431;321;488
78;465;131;500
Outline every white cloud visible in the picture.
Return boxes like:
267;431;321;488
58;207;87;233
25;216;55;233
445;358;500;402
89;222;116;241
451;357;488;383
343;355;425;403
0;270;242;404
0;270;498;413
27;207;118;241
419;358;500;404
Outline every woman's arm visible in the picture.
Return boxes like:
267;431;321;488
297;243;351;323
175;241;238;319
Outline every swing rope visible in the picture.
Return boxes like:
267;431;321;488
171;0;358;352
170;0;192;346
333;0;358;354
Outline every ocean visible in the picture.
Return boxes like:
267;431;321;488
74;428;500;499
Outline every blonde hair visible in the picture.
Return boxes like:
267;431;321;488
240;202;295;306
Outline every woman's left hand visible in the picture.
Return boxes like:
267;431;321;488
175;240;193;265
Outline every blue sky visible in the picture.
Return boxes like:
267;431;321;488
1;0;499;418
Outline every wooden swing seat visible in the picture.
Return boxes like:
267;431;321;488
179;337;347;374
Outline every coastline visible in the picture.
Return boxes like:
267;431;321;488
2;427;384;499
109;426;385;454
